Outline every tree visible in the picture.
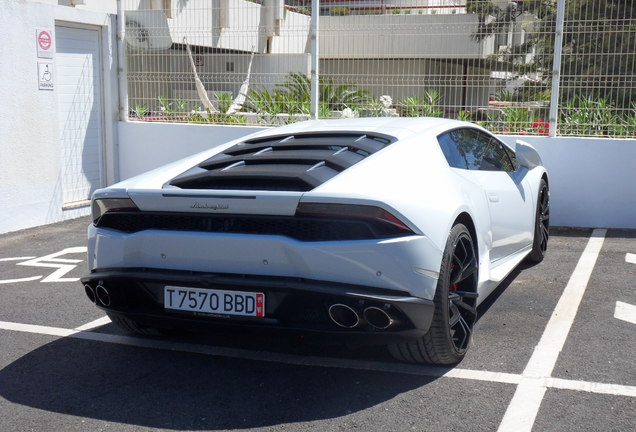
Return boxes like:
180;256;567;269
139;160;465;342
467;0;636;109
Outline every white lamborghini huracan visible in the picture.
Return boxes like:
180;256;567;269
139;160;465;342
82;117;549;365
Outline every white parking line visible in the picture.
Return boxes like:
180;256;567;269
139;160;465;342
0;257;36;262
626;253;636;264
1;314;634;399
74;316;112;331
547;377;636;398
0;276;43;284
498;229;607;432
614;301;636;325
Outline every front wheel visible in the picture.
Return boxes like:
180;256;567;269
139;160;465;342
389;223;478;365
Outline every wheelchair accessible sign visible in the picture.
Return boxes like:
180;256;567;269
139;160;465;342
36;28;54;91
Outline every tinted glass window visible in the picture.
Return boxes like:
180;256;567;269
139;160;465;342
502;143;517;169
480;133;515;172
437;128;515;172
438;131;468;169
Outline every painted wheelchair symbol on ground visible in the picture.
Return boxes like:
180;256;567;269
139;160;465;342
0;247;86;284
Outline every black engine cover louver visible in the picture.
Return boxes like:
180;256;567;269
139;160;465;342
169;132;394;191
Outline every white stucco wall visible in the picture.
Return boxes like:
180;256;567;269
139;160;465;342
0;1;118;234
118;121;265;179
498;135;636;230
0;2;63;233
117;122;636;230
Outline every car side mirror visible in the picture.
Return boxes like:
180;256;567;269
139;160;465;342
515;140;543;169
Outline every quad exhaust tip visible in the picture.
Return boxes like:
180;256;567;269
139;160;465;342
84;284;96;303
328;304;360;328
95;284;112;307
363;306;394;330
328;303;397;330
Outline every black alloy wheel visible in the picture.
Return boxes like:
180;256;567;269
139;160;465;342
526;178;550;263
446;229;479;355
389;223;478;365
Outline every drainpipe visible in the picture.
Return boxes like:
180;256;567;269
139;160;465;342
310;0;320;119
117;0;129;122
548;0;566;137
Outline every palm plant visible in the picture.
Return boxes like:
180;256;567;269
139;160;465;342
559;95;617;136
401;90;443;117
246;73;370;119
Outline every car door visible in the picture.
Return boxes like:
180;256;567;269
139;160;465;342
438;128;535;262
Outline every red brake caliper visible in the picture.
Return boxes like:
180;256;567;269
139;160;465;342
450;263;458;291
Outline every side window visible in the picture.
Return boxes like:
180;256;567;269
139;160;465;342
480;133;515;172
502;143;517;170
437;128;516;172
438;131;468;169
437;128;485;171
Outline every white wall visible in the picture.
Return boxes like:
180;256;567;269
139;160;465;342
0;0;118;234
118;121;265;180
499;135;636;229
117;122;636;230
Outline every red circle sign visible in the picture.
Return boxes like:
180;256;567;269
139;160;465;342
38;31;52;51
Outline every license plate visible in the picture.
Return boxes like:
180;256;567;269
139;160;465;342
164;286;265;317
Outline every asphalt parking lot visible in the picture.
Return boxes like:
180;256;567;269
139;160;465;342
0;217;634;432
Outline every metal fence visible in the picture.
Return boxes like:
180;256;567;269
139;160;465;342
122;0;636;138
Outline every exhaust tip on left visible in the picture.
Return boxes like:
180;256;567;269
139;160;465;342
328;304;360;328
84;284;96;303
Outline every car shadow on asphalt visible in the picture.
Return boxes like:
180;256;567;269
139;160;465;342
475;264;528;321
0;334;440;430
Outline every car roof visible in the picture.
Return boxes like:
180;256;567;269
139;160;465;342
254;117;473;141
167;117;486;193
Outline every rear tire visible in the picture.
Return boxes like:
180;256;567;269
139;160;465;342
389;223;478;365
526;178;549;263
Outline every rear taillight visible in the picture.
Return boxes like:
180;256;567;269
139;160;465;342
92;198;139;224
295;202;414;236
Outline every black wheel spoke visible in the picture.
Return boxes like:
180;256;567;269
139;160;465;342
450;237;478;285
541;224;549;251
453;290;479;299
451;314;471;350
455;298;477;316
449;303;461;326
449;292;478;316
456;254;477;283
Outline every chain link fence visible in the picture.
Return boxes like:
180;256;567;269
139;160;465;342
122;0;635;138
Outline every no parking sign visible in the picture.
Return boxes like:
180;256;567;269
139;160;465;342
36;28;54;59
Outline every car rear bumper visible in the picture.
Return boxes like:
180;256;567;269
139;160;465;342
81;268;435;344
87;225;443;301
